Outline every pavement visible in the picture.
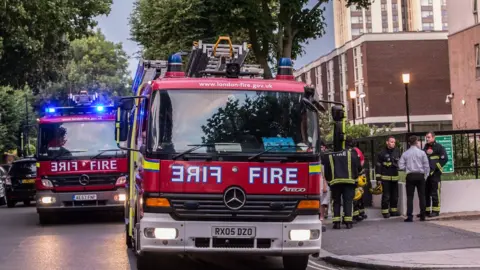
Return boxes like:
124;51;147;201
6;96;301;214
320;208;480;269
0;203;359;270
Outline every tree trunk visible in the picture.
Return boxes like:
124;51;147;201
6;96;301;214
248;26;272;79
282;25;293;59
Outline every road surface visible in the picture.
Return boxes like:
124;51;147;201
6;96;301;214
0;203;356;270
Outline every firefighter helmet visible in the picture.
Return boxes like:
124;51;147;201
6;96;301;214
357;175;367;187
354;187;364;201
369;183;383;195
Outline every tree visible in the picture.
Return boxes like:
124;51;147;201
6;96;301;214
319;109;394;143
129;0;372;78
38;29;130;106
0;86;35;154
0;0;113;91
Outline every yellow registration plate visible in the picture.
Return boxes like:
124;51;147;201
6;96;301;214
22;179;35;184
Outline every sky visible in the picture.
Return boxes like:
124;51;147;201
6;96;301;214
95;0;335;76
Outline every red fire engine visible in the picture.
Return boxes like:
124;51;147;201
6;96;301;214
116;37;323;270
35;92;128;224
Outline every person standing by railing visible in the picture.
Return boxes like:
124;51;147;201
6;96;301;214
375;136;401;218
398;135;430;222
422;131;448;217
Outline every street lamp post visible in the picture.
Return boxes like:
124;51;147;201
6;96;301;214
402;73;411;133
349;90;357;125
359;92;366;124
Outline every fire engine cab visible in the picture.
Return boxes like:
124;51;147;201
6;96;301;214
35;92;128;224
116;37;323;270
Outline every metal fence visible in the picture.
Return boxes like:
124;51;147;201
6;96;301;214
353;129;480;206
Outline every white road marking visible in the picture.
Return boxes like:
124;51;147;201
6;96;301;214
309;259;338;270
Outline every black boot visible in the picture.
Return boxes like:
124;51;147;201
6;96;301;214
430;212;439;217
404;216;413;222
361;213;368;220
390;212;400;217
383;213;390;219
345;223;353;229
333;222;341;230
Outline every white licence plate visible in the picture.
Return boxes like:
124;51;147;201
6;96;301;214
73;194;97;201
212;226;256;238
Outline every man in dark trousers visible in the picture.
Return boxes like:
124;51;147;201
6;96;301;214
375;136;401;218
423;131;448;217
399;135;430;222
322;137;363;229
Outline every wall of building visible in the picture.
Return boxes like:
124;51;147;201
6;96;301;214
447;0;479;34
294;32;452;130
449;25;480;129
365;39;451;118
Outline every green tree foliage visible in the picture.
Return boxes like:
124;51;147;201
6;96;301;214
129;0;372;78
0;86;34;153
319;109;393;143
0;0;113;91
38;30;130;106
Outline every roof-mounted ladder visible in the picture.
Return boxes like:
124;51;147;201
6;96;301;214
185;36;263;78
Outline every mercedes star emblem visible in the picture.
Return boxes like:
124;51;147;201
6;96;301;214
79;174;90;186
223;186;246;210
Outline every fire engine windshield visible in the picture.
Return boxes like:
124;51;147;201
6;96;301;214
37;121;126;159
149;89;319;155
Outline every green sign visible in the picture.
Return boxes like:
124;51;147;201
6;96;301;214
433;135;454;173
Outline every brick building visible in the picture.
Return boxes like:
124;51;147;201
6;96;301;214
447;0;480;129
294;32;452;132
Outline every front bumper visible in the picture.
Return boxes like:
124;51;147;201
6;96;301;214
36;190;125;213
138;213;322;256
6;188;36;201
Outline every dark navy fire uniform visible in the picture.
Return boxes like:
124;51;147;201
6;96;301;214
322;148;362;229
423;140;448;216
375;146;401;218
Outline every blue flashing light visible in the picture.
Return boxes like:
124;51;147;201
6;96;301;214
96;106;104;112
168;53;182;64
45;108;56;113
279;58;293;67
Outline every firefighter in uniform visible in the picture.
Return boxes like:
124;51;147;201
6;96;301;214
348;138;367;222
322;146;363;229
375;136;401;218
423;131;448;217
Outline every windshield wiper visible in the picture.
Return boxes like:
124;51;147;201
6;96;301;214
248;145;300;161
172;144;215;160
52;150;87;160
91;149;124;160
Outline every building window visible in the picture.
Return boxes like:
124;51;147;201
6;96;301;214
421;0;433;6
352;28;361;36
422;11;433;18
382;27;388;32
367;16;372;23
393;27;399;32
381;4;386;11
422;22;434;30
474;0;479;24
367;28;373;33
392;3;397;10
442;23;448;30
476;44;480;79
442;0;446;5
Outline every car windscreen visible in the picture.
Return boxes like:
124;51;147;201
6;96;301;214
37;121;126;159
148;89;319;155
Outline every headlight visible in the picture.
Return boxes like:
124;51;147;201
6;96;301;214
41;179;54;188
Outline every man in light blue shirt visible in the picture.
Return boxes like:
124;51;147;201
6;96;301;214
398;135;430;222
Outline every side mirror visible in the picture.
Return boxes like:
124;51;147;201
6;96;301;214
115;108;129;143
331;105;345;121
120;98;135;111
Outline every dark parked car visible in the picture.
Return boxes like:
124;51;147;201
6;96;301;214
5;158;37;208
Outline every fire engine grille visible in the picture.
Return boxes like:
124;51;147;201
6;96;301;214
166;194;300;222
48;174;119;187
